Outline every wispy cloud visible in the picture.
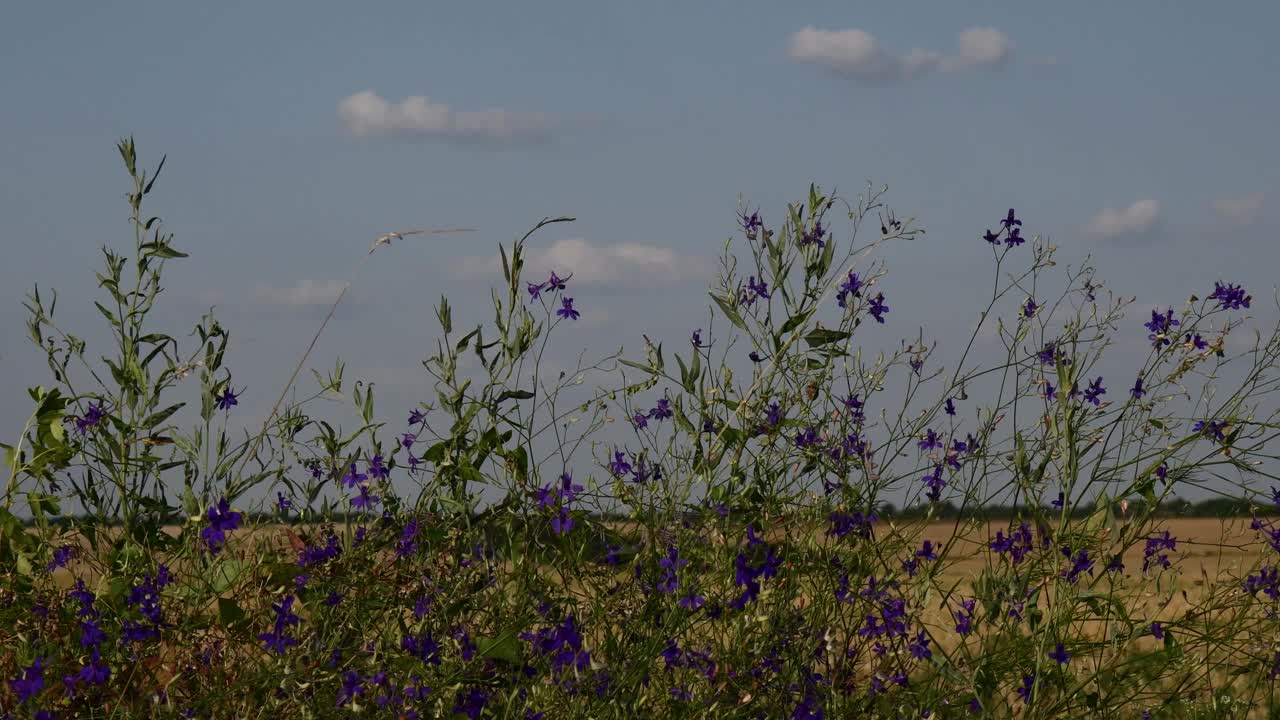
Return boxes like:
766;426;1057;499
786;26;1013;83
1212;192;1265;223
338;90;558;144
254;279;348;308
1085;199;1161;244
461;238;708;287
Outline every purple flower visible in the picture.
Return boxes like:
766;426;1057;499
546;271;568;292
1048;643;1070;666
691;329;705;347
1142;531;1177;572
649;397;673;421
944;397;956;416
1006;227;1025;247
408;408;427;425
1145;308;1181;348
1001;209;1022;229
556;297;580;320
868;293;889;323
1023;298;1038;318
527;281;546;300
922;465;946;502
1150;622;1165;640
47;544;76;572
9;656;47;703
679;592;706;610
1185;332;1208;350
1018;674;1036;702
367;453;388;481
800;221;826;247
741;275;770;306
1209;281;1251;310
215;387;240;411
72;401;107;436
608;450;632;477
551;506;574;536
1062;548;1095;584
341;463;368;489
350;484;380;510
983;229;1000;244
1130;376;1145;399
1044;382;1057;401
954;597;976;636
632;412;649;429
741;211;763;234
1193;419;1228;442
201;497;242;555
1082;376;1106;406
275;492;292;513
837;270;863;309
657;546;687;594
918;428;943;452
258;595;301;654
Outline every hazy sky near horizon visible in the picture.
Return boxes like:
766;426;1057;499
1;2;1277;504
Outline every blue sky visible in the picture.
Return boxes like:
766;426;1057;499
1;2;1276;502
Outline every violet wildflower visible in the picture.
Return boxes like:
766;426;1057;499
47;544;76;572
608;450;632;477
1193;419;1228;442
922;465;946;502
1017;674;1035;702
983;229;1000;244
795;425;820;449
258;594;301;654
1001;208;1022;229
367;453;388;481
1185;332;1208;350
1006;227;1025;247
954;597;976;636
836;270;863;309
546;271;568;292
408;408;427;425
1023;298;1037;318
749;350;765;363
868;293;889;323
201;497;242;555
350;484;380;510
740;275;770;306
741;211;763;234
632;412;649;429
649;397;673;421
556;297;580;320
945;397;956;416
1150;622;1165;640
551;506;574;536
1209;281;1251;310
215;387;240;411
1142;531;1177;572
800;221;826;247
276;492;291;513
341;463;368;489
1048;643;1070;666
1044;382;1057;401
918;428;942;452
1145;308;1181;348
9;656;47;703
71;401;106;435
527;281;546;300
657;546;686;594
1130;376;1145;399
1082;376;1106;406
691;328;705;347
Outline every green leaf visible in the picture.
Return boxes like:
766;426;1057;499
803;328;850;348
779;309;815;337
476;633;522;664
218;597;247;628
709;291;748;332
495;389;535;403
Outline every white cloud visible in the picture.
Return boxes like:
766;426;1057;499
338;90;558;143
461;238;708;287
1085;199;1160;243
254;279;348;308
787;26;1012;82
1212;192;1264;222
